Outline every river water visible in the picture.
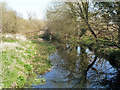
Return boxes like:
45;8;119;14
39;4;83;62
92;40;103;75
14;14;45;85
32;46;119;88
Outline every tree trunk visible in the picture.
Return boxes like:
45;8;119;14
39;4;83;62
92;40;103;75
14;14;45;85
117;2;120;44
118;28;120;44
84;55;97;75
86;22;97;39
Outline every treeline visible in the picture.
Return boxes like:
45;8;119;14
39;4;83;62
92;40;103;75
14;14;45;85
46;1;120;50
0;2;45;34
1;1;120;51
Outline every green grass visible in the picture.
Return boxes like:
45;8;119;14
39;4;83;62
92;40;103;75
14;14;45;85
2;37;18;42
1;34;56;88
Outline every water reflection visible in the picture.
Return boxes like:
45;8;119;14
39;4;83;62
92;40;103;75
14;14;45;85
77;46;80;56
33;46;119;88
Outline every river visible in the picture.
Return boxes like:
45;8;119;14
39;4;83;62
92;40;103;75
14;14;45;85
32;46;120;88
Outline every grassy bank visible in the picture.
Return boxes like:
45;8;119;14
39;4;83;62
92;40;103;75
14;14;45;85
1;33;55;88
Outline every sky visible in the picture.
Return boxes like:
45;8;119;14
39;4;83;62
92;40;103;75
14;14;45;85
3;0;53;20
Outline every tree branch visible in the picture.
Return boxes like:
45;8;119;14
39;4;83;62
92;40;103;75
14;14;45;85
84;55;98;75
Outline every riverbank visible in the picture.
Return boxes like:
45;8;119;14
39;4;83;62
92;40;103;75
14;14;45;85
1;33;56;88
49;35;120;69
79;36;120;69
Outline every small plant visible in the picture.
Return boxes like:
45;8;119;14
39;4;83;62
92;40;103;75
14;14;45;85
24;64;32;71
17;76;26;87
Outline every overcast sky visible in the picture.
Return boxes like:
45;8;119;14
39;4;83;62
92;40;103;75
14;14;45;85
3;0;53;20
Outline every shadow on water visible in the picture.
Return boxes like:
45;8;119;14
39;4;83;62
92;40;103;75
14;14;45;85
32;45;120;88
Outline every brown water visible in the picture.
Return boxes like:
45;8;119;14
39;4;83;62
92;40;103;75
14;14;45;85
32;47;119;88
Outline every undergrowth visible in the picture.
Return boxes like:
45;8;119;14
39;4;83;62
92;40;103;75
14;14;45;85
1;34;55;88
